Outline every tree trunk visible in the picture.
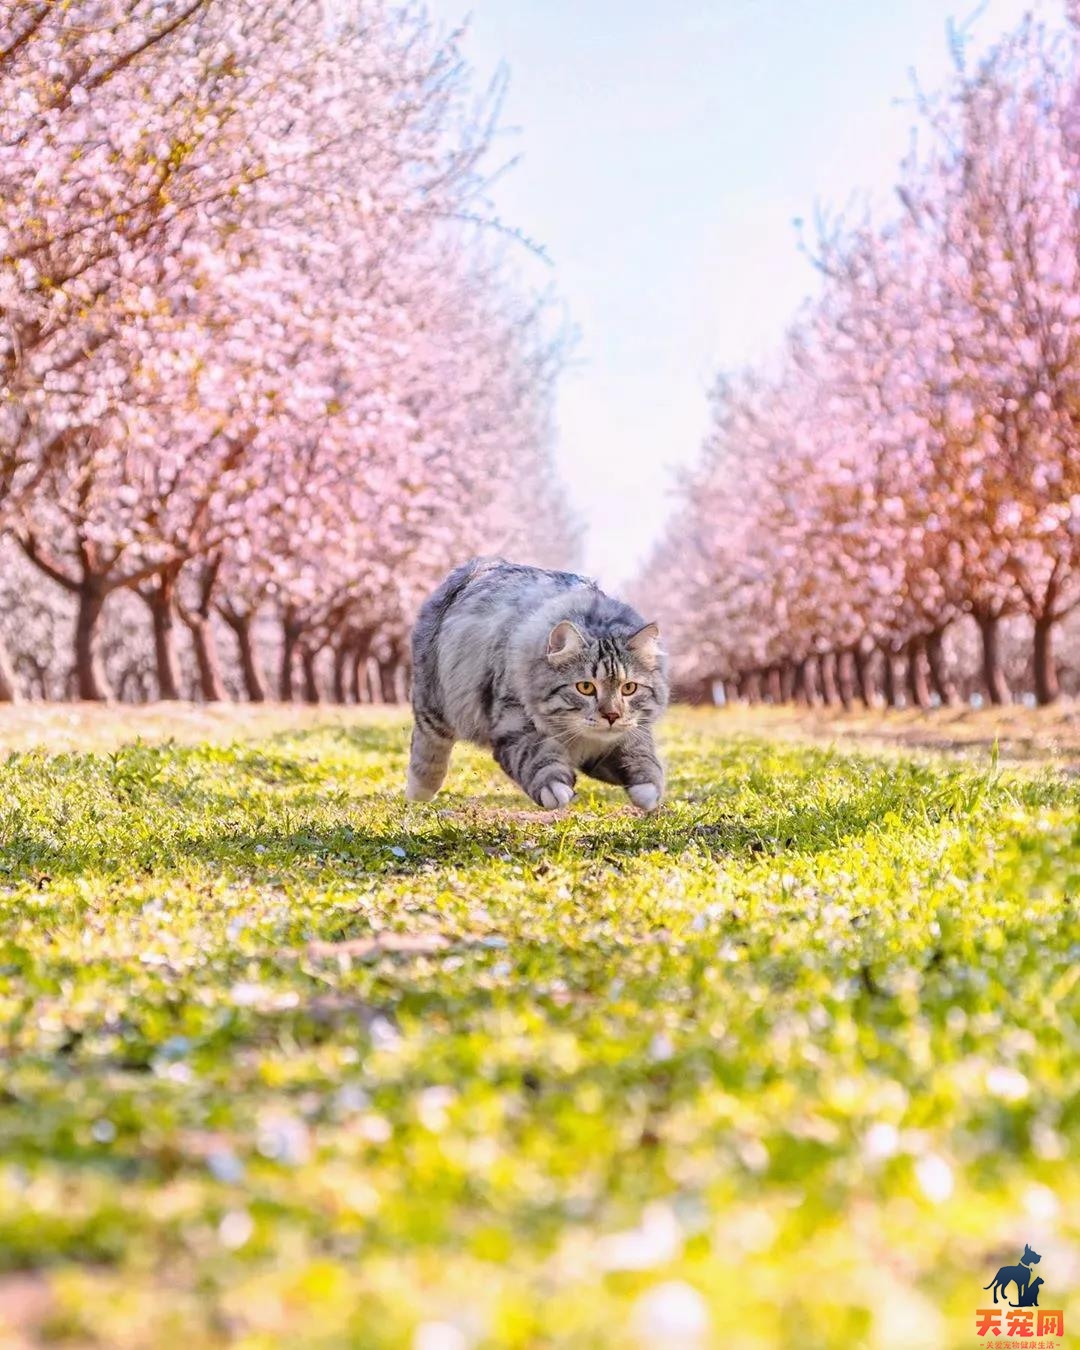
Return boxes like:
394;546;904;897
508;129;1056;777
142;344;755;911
674;676;714;705
924;628;958;707
394;661;409;705
280;613;301;701
765;667;783;704
347;634;373;703
836;651;855;710
300;646;321;705
852;645;876;708
223;612;267;703
354;646;370;701
0;632;20;703
74;583;111;702
186;617;226;702
792;660;807;707
976;613;1010;706
331;644;350;704
144;573;182;701
906;639;932;710
1034;615;1060;706
179;557;226;702
881;648;900;709
796;656;821;707
819;652;840;706
779;662;797;703
363;656;380;704
378;659;397;703
351;649;366;703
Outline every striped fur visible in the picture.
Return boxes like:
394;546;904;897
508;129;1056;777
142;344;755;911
407;557;669;810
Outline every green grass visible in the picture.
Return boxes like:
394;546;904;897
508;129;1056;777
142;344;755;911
0;710;1077;1347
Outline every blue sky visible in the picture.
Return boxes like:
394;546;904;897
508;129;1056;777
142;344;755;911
426;0;1058;586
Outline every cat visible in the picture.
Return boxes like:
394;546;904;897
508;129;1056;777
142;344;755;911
407;557;668;811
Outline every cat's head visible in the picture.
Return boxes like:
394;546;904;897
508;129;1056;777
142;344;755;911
534;619;668;743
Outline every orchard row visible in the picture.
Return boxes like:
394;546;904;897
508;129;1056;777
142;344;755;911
0;1;578;703
638;14;1080;709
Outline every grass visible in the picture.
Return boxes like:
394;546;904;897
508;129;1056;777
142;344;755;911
0;707;1077;1348
711;699;1080;767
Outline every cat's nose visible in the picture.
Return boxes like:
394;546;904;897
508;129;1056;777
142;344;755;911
601;710;620;725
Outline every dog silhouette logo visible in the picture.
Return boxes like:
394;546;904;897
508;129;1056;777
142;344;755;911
975;1243;1064;1344
984;1243;1042;1305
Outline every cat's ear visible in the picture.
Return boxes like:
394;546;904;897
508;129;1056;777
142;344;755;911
547;620;586;664
627;622;662;669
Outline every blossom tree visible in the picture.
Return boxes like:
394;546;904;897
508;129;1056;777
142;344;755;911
0;1;577;702
642;13;1080;709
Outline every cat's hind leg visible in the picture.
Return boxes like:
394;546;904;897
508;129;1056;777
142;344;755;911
406;717;454;802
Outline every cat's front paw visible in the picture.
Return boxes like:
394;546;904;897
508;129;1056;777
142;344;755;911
537;781;575;810
628;783;662;812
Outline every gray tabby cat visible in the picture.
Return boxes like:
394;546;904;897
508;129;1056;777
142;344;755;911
407;557;669;811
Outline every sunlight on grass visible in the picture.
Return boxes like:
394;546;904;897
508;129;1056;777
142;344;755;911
0;710;1076;1346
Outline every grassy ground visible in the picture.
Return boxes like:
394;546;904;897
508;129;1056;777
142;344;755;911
712;699;1080;767
0;707;1077;1348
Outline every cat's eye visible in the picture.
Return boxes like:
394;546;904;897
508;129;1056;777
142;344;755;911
622;681;638;695
575;681;596;696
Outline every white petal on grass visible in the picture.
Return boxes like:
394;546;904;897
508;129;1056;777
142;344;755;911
417;1086;456;1132
863;1122;900;1162
631;1281;709;1347
1032;1122;1065;1160
218;1209;254;1250
208;1150;245;1184
413;1323;469;1350
649;1032;674;1063
986;1067;1029;1102
735;1136;769;1174
598;1202;681;1272
256;1113;311;1166
229;981;264;1007
334;1084;369;1114
870;1281;945;1350
1023;1184;1059;1220
359;1113;393;1144
370;1016;401;1051
915;1154;954;1203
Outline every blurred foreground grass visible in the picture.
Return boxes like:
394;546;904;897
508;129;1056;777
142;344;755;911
0;708;1077;1347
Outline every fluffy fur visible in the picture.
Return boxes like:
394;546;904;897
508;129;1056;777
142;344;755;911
407;557;669;810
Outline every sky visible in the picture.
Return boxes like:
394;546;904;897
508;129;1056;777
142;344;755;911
426;0;1060;589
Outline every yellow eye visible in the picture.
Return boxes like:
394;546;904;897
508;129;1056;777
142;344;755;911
622;681;638;695
575;681;596;696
